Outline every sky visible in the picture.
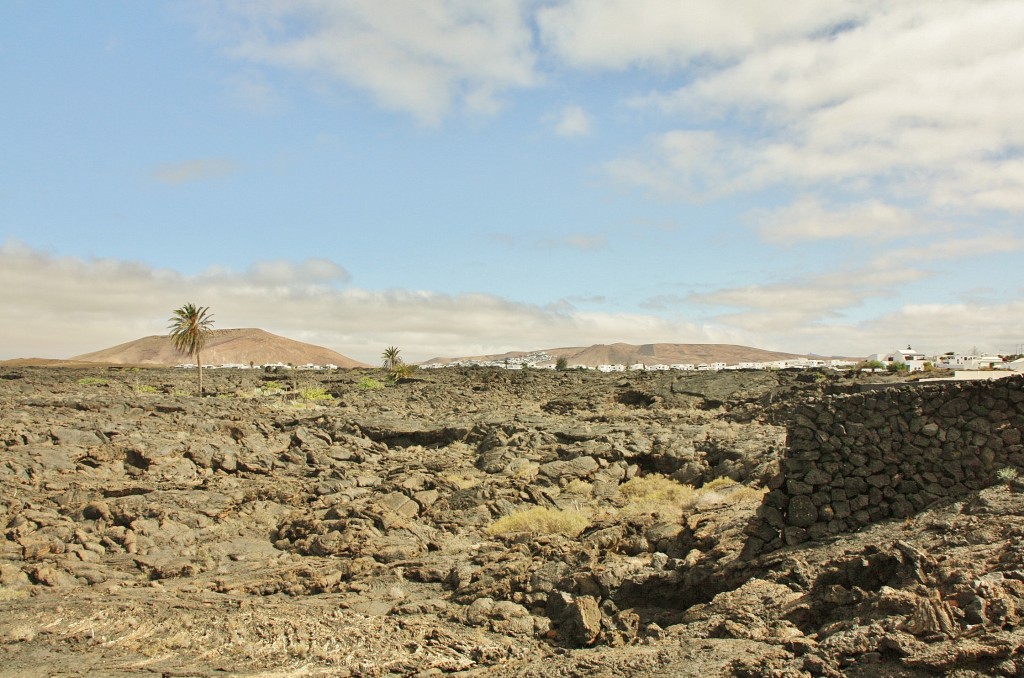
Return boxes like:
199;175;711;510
2;0;1023;364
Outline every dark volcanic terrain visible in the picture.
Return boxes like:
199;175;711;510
1;365;1022;676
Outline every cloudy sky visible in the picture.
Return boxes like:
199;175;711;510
2;1;1023;363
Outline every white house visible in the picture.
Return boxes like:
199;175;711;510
936;353;1005;370
871;347;929;372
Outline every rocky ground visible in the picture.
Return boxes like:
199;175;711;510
2;365;1023;676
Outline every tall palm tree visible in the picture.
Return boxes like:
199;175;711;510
168;303;215;395
382;346;402;371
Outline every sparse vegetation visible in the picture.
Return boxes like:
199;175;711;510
563;479;592;496
168;303;215;395
299;386;333;402
617;473;765;517
855;359;886;371
381;346;402;371
702;476;739;492
619;474;698;515
486;506;588;537
357;376;384;390
997;467;1019;486
259;380;285;395
698;476;766;504
390;362;414;383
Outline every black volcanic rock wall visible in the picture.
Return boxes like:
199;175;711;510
743;375;1024;557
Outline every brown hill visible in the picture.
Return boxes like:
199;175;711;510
71;328;368;368
427;342;818;367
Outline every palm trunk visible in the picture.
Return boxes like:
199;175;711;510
197;352;203;395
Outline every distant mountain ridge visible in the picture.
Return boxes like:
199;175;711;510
425;342;824;368
71;328;368;368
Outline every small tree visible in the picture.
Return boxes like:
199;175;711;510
855;360;886;371
555;356;569;371
168;303;215;395
382;346;402;371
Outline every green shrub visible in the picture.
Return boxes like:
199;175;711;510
357;376;384;390
299;386;333;401
486;507;588;537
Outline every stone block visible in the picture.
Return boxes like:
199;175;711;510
786;495;818;528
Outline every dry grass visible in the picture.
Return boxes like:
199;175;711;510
697;476;766;505
619;474;698;516
618;474;765;517
562;479;592;497
486;506;588;537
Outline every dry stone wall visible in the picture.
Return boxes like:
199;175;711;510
743;375;1024;558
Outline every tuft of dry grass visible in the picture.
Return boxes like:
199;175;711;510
619;474;698;516
702;476;738;492
562;479;592;497
617;473;766;517
486;506;588;537
697;476;766;505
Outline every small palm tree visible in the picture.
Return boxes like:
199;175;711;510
168;303;215;395
382;346;402;371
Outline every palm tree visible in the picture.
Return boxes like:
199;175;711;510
168;303;215;395
382;346;402;371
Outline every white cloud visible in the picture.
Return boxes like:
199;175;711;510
208;0;538;125
553;104;591;137
602;1;1024;212
749;197;930;244
536;0;862;69
245;258;350;286
151;157;238;185
0;243;708;363
872;233;1022;269
3;243;1021;362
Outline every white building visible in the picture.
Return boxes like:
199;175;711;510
935;353;1005;370
870;347;929;372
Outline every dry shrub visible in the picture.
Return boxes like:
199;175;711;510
619;474;698;515
486;507;588;537
698;476;766;506
563;479;592;496
702;476;738;492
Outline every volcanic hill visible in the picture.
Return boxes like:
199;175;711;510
70;328;367;368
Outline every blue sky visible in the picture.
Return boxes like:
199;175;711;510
2;0;1023;363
